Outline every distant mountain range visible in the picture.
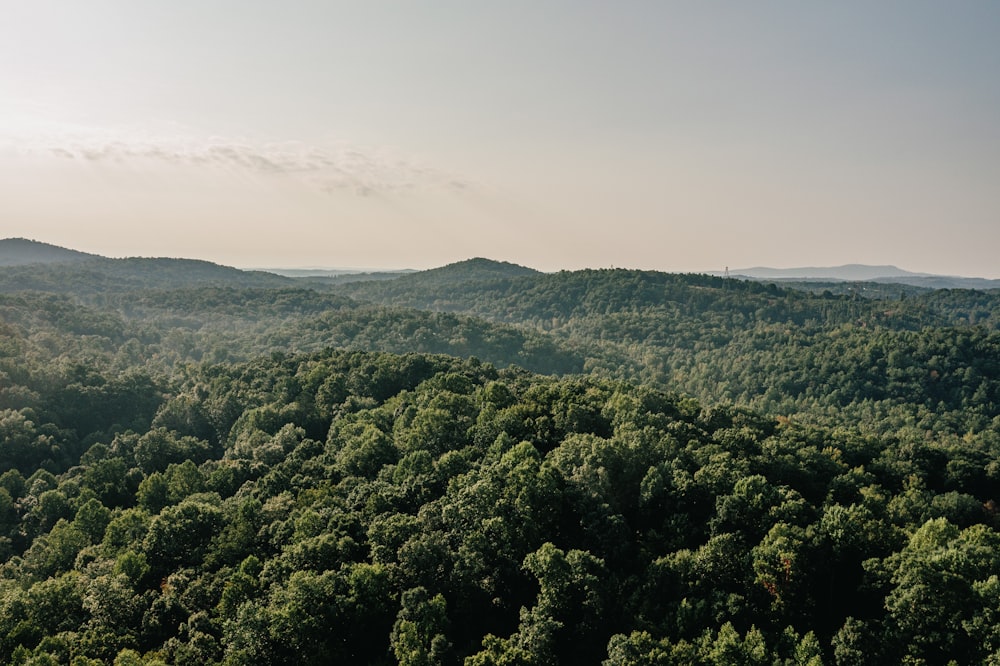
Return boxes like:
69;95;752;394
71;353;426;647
258;267;418;285
255;268;415;278
722;264;924;281
713;264;1000;290
3;239;998;291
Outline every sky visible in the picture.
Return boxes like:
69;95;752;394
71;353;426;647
1;1;999;276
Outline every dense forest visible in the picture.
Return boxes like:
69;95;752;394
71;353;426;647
1;241;999;664
335;262;1000;435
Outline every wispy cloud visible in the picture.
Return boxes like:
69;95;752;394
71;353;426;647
10;123;475;198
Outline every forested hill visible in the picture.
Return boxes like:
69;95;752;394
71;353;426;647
330;258;539;305
4;250;1000;436
0;288;582;409
336;265;1000;330
406;258;540;284
0;238;98;266
334;267;1000;435
0;257;292;295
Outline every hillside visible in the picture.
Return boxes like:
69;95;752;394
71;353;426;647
333;258;540;307
0;238;99;266
408;257;540;283
334;266;1000;434
0;256;293;295
5;249;998;437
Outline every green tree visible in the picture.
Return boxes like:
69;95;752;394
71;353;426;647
391;587;451;666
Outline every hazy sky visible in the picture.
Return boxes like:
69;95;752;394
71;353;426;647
2;2;999;275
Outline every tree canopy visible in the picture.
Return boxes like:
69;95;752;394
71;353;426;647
0;254;998;663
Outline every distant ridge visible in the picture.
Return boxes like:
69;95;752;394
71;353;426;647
713;264;1000;291
0;238;100;266
725;264;928;281
256;268;416;278
0;239;292;294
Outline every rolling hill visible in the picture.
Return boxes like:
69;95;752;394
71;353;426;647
0;237;99;265
0;240;293;294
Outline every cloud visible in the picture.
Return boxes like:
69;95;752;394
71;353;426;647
14;125;476;198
